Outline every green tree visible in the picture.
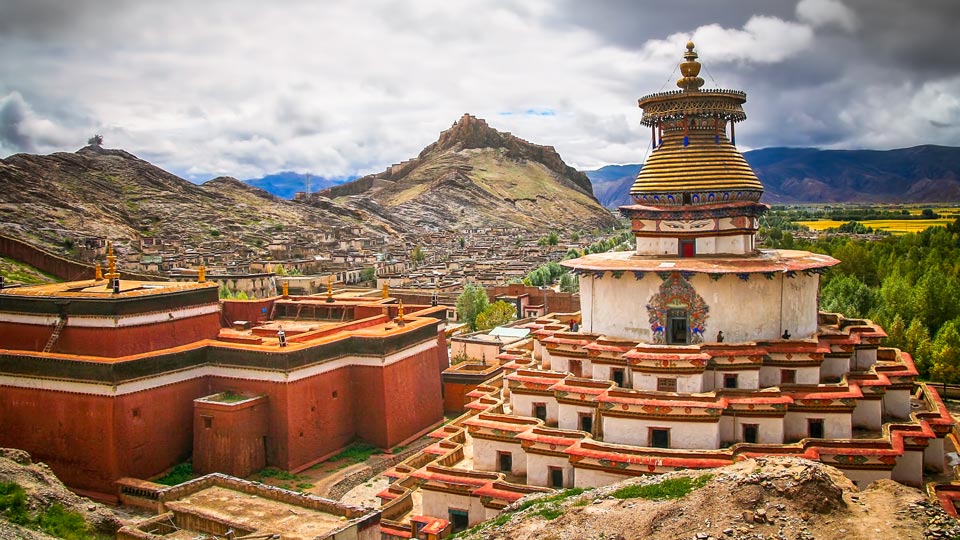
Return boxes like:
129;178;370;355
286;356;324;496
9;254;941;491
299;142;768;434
475;301;517;330
559;272;579;293
547;231;559;246
235;290;249;300
361;267;376;282
905;317;934;378
455;283;489;330
819;274;873;318
412;245;425;263
274;263;287;276
914;268;960;334
571;231;580;242
929;320;960;383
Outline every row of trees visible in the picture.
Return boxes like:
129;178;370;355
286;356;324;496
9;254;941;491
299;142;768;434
766;215;960;382
455;283;516;331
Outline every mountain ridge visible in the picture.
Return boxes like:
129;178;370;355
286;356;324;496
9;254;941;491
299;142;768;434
585;144;960;207
317;114;619;232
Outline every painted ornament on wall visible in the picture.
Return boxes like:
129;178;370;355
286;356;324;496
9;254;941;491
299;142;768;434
646;272;709;344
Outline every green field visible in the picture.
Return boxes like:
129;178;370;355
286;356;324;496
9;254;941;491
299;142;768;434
796;218;956;234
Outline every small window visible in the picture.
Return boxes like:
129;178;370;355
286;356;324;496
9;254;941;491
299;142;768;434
449;509;469;533
723;373;738;389
650;428;670;448
612;368;625;388
569;359;583;377
549;467;564;488
202;416;212;429
808;419;824;439
743;424;759;443
132;408;141;418
657;378;678;392
533;403;547;421
579;413;593;434
781;369;797;385
332;390;339;399
498;452;512;473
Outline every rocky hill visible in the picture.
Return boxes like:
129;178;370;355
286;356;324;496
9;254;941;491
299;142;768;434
0;144;399;255
586;145;960;208
0;448;121;540
318;114;620;232
455;457;956;540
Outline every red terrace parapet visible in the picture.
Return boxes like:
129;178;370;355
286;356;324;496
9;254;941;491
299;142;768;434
409;515;451;536
549;377;613;398
566;439;732;471
473;480;551;508
517;427;590;456
463;413;543;436
505;369;569;390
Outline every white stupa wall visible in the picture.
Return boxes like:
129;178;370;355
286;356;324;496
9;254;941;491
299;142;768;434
579;270;821;343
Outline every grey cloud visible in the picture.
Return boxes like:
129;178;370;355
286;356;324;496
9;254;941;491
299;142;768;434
0;93;34;153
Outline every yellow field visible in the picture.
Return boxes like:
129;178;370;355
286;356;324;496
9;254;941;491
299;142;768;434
797;218;956;234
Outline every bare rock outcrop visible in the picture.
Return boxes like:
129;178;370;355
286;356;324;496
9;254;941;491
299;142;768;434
460;457;957;540
0;448;121;538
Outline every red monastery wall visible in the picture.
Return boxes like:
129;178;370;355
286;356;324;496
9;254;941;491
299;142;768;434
279;367;359;471
221;298;276;325
113;379;211;482
0;378;211;500
0;387;120;498
54;315;222;356
0;314;221;356
378;345;445;447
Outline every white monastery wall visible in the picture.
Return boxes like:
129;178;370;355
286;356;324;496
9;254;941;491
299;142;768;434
784;412;851;441
573;467;630;489
719;415;784;444
633;372;703;393
525;453;575;488
557;403;595;432
581;272;821;344
602;416;720;449
510;393;558;425
852;399;882;430
471;438;525;476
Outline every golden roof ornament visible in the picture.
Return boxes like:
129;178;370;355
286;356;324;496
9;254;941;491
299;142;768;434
95;263;103;281
382;282;389;299
677;41;705;92
326;275;335;303
629;42;763;204
198;265;206;283
104;242;119;280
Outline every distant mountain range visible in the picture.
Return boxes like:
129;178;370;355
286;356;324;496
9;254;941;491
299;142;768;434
0;145;401;255
243;172;355;199
315;114;620;232
586;145;960;207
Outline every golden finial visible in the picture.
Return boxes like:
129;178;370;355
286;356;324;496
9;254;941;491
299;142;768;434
382;282;389;299
397;300;405;326
105;241;119;280
282;281;289;298
198;265;206;283
677;41;705;92
95;262;102;280
326;275;335;303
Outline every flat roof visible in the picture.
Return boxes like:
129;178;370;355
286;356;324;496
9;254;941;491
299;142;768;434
562;249;839;274
0;279;216;299
164;485;347;540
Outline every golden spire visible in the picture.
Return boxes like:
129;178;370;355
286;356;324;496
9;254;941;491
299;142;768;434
95;262;103;281
326;275;335;303
104;242;119;280
397;300;405;326
382;282;389;299
198;265;206;283
677;41;705;91
282;281;289;298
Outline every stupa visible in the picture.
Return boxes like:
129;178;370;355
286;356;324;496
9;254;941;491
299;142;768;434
566;41;838;345
368;44;955;534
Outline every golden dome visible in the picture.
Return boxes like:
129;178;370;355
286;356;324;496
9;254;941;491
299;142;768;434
629;42;763;205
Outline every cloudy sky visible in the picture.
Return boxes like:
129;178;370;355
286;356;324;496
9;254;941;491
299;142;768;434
2;0;959;182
